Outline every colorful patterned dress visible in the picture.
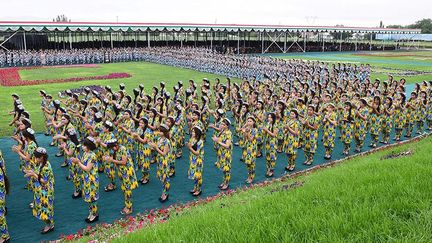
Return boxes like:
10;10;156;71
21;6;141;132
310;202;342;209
303;114;319;162
216;130;232;185
171;114;184;157
369;105;382;146
242;127;258;181
405;99;417;136
135;127;153;181
188;139;204;191
393;100;405;140
23;141;37;191
0;150;9;240
81;151;99;215
100;131;116;185
156;137;171;195
32;161;55;225
341;109;355;152
118;118;135;153
113;146;138;210
381;105;394;143
416;99;426;132
355;107;369;149
255;109;265;155
284;119;300;167
66;140;81;193
427;99;432;129
322;111;338;157
264;123;278;172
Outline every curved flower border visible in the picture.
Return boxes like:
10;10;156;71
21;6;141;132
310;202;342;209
0;67;131;86
56;132;431;242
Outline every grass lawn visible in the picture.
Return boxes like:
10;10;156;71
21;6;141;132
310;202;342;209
19;66;106;81
73;135;432;242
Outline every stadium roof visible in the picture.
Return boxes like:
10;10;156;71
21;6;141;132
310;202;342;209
0;21;421;34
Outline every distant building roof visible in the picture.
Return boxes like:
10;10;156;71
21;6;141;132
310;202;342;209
0;21;421;34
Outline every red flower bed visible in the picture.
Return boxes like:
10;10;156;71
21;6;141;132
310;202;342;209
0;67;131;86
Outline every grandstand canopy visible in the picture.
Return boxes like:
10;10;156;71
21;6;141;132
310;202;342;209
0;21;421;34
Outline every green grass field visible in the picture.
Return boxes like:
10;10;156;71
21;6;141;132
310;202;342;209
73;135;432;242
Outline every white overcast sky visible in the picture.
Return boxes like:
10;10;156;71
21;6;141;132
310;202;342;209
2;0;431;27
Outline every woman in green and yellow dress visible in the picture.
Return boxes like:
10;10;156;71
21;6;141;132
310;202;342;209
24;147;55;234
0;149;10;241
149;124;172;203
369;96;382;148
187;126;205;196
275;101;286;153
301;105;319;166
209;109;225;168
404;92;417;138
322;103;338;159
172;104;186;158
354;98;369;152
59;128;82;198
97;121;117;192
133;117;153;184
235;103;248;150
393;93;406;141
212;118;232;190
12;128;38;191
381;97;394;144
71;137;99;223
416;91;427;133
341;102;355;155
254;100;266;158
427;91;432;130
242;116;258;184
284;109;300;171
164;117;177;177
263;112;278;177
117;110;135;154
104;139;138;215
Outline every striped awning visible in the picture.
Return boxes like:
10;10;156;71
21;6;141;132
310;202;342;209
0;21;422;34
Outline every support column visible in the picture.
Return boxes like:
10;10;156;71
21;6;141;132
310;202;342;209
69;31;72;49
355;34;358;51
283;32;287;53
135;32;137;48
210;31;213;50
339;32;342;52
110;32;114;48
237;30;240;54
23;31;27;51
322;33;325;52
261;31;264;54
303;32;306;52
369;33;372;51
147;31;150;48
